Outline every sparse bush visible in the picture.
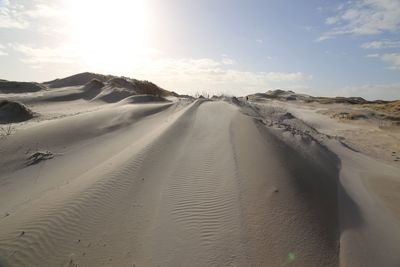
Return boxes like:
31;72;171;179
194;91;212;99
0;124;16;139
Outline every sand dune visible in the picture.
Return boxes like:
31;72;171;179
245;94;400;266
0;81;44;94
0;100;34;124
43;72;111;89
0;99;338;266
0;82;399;266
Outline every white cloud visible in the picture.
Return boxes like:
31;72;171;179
316;35;334;42
363;52;400;70
256;39;264;44
325;17;339;25
222;58;235;65
381;53;400;70
9;43;80;65
221;55;236;65
0;0;10;6
0;44;7;56
365;53;380;58
0;1;29;29
337;83;400;100
24;3;63;19
0;1;66;29
361;40;400;49
319;0;400;41
301;25;315;32
134;57;312;95
142;58;311;82
7;42;312;95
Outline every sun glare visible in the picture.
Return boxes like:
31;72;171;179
67;0;151;73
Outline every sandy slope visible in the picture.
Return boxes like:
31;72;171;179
0;99;342;266
251;100;400;266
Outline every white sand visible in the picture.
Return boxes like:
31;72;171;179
0;89;399;266
254;100;400;266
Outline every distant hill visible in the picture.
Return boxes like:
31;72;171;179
247;89;391;104
0;80;45;94
93;77;178;102
44;72;178;99
43;72;113;88
0;72;179;100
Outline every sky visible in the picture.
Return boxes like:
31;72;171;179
0;0;400;99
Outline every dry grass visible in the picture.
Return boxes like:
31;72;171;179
0;124;15;139
331;112;367;120
328;102;400;127
361;100;400;117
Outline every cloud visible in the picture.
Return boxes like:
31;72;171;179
0;1;29;29
365;53;380;58
8;42;312;94
381;53;400;70
134;57;312;95
0;44;7;56
0;0;10;6
337;83;400;100
256;39;263;44
325;17;339;25
0;1;65;30
363;52;400;70
24;3;63;19
221;55;236;65
222;58;236;65
318;0;400;41
142;58;311;82
300;26;315;32
119;57;313;95
316;35;334;42
361;40;400;49
9;43;80;65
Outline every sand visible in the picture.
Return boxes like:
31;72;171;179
248;97;400;266
0;84;399;266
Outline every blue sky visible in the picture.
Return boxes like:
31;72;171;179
0;0;400;99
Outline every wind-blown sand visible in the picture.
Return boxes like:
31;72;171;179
0;78;399;266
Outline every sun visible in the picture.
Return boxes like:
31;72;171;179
66;0;151;74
